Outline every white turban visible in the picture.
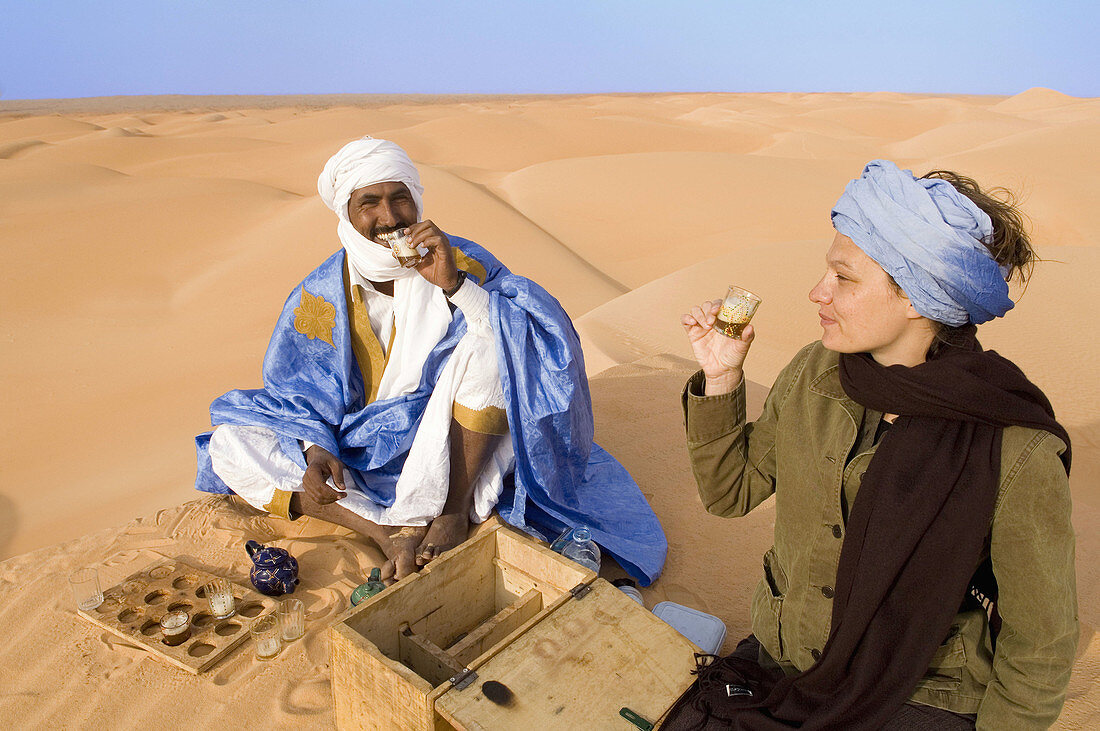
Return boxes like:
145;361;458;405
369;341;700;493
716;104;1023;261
317;136;424;223
317;136;428;282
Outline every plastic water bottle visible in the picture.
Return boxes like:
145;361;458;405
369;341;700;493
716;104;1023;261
560;526;601;573
612;578;645;606
549;526;575;554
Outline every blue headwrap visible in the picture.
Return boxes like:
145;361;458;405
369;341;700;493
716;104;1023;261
831;160;1013;326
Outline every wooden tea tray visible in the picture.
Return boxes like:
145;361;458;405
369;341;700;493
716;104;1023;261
78;556;277;674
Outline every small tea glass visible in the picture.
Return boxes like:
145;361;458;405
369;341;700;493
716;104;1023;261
712;285;762;340
204;578;236;620
376;229;421;268
278;598;305;642
160;610;191;646
69;567;103;612
251;613;282;660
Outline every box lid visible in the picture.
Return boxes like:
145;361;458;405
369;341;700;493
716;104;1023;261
434;578;698;729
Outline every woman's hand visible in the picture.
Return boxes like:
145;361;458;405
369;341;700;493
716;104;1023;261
681;300;755;394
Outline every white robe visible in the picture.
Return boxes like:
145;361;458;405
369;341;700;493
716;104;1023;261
208;274;513;525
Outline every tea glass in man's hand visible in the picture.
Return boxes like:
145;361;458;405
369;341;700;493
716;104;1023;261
376;229;421;268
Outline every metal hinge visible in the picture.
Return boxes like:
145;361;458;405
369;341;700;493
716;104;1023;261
449;667;478;690
570;582;592;599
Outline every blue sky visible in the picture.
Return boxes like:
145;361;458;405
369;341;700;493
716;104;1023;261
2;0;1097;100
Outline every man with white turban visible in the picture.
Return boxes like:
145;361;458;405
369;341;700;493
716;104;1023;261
194;137;666;585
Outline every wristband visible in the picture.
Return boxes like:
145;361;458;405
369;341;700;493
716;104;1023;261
443;270;468;298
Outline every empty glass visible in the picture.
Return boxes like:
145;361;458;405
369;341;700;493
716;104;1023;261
278;598;305;642
204;578;236;620
69;567;103;611
251;613;282;660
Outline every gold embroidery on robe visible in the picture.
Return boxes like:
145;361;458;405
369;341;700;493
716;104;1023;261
263;488;296;521
452;245;488;286
343;262;392;405
453;402;510;436
293;289;337;347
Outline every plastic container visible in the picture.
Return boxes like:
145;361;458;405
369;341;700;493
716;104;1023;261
560;526;601;573
652;601;727;655
549;526;575;554
612;578;645;607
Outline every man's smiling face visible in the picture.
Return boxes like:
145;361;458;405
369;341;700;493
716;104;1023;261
346;181;418;244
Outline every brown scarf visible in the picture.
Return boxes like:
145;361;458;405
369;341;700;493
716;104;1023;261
665;329;1070;730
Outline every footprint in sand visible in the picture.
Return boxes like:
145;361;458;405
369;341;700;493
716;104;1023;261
653;581;709;612
250;516;281;539
99;632;145;654
99;632;149;669
329;542;387;585
101;655;136;680
278;668;331;715
300;587;346;624
210;655;263;687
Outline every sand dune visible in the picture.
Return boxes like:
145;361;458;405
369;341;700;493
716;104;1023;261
15;133;282;172
499;153;853;286
1;90;1097;728
0;114;104;141
885;117;1044;159
993;87;1085;114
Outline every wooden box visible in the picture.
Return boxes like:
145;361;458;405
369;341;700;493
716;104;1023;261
330;522;699;730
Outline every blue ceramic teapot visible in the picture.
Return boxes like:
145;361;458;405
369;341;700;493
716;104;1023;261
245;540;300;596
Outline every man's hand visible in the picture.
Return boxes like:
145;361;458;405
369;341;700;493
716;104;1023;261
303;444;348;505
407;220;461;292
682;300;755;395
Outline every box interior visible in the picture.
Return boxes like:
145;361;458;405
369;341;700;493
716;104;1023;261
342;526;591;688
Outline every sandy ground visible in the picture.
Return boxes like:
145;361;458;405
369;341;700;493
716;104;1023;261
1;91;1097;727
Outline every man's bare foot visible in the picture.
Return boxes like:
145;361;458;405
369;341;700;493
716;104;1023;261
377;525;429;585
416;513;471;567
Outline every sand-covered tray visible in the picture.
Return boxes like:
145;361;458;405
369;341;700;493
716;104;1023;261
77;557;277;674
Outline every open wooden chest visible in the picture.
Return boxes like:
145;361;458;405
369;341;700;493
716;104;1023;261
330;521;699;730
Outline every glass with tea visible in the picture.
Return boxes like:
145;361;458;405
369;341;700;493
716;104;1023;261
712;286;762;339
160;610;191;646
376;229;421;268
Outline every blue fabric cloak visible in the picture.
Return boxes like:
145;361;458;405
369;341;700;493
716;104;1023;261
194;237;666;585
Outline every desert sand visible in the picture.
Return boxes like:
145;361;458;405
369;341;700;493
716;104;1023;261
0;91;1097;727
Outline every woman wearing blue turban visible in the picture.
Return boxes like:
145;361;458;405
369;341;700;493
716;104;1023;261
672;161;1075;729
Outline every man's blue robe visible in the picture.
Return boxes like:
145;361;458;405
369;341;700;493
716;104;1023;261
194;237;666;585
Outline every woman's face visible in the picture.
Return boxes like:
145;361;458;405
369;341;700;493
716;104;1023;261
809;232;928;366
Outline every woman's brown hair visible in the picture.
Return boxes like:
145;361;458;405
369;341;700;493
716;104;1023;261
921;170;1036;285
907;170;1037;356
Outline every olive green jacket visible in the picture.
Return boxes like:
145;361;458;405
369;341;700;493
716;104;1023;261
682;342;1077;730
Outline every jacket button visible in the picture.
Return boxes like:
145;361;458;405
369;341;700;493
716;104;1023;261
831;524;842;539
821;586;835;599
811;648;822;661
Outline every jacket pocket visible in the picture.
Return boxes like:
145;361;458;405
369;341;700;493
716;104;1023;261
915;625;967;692
751;548;788;661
